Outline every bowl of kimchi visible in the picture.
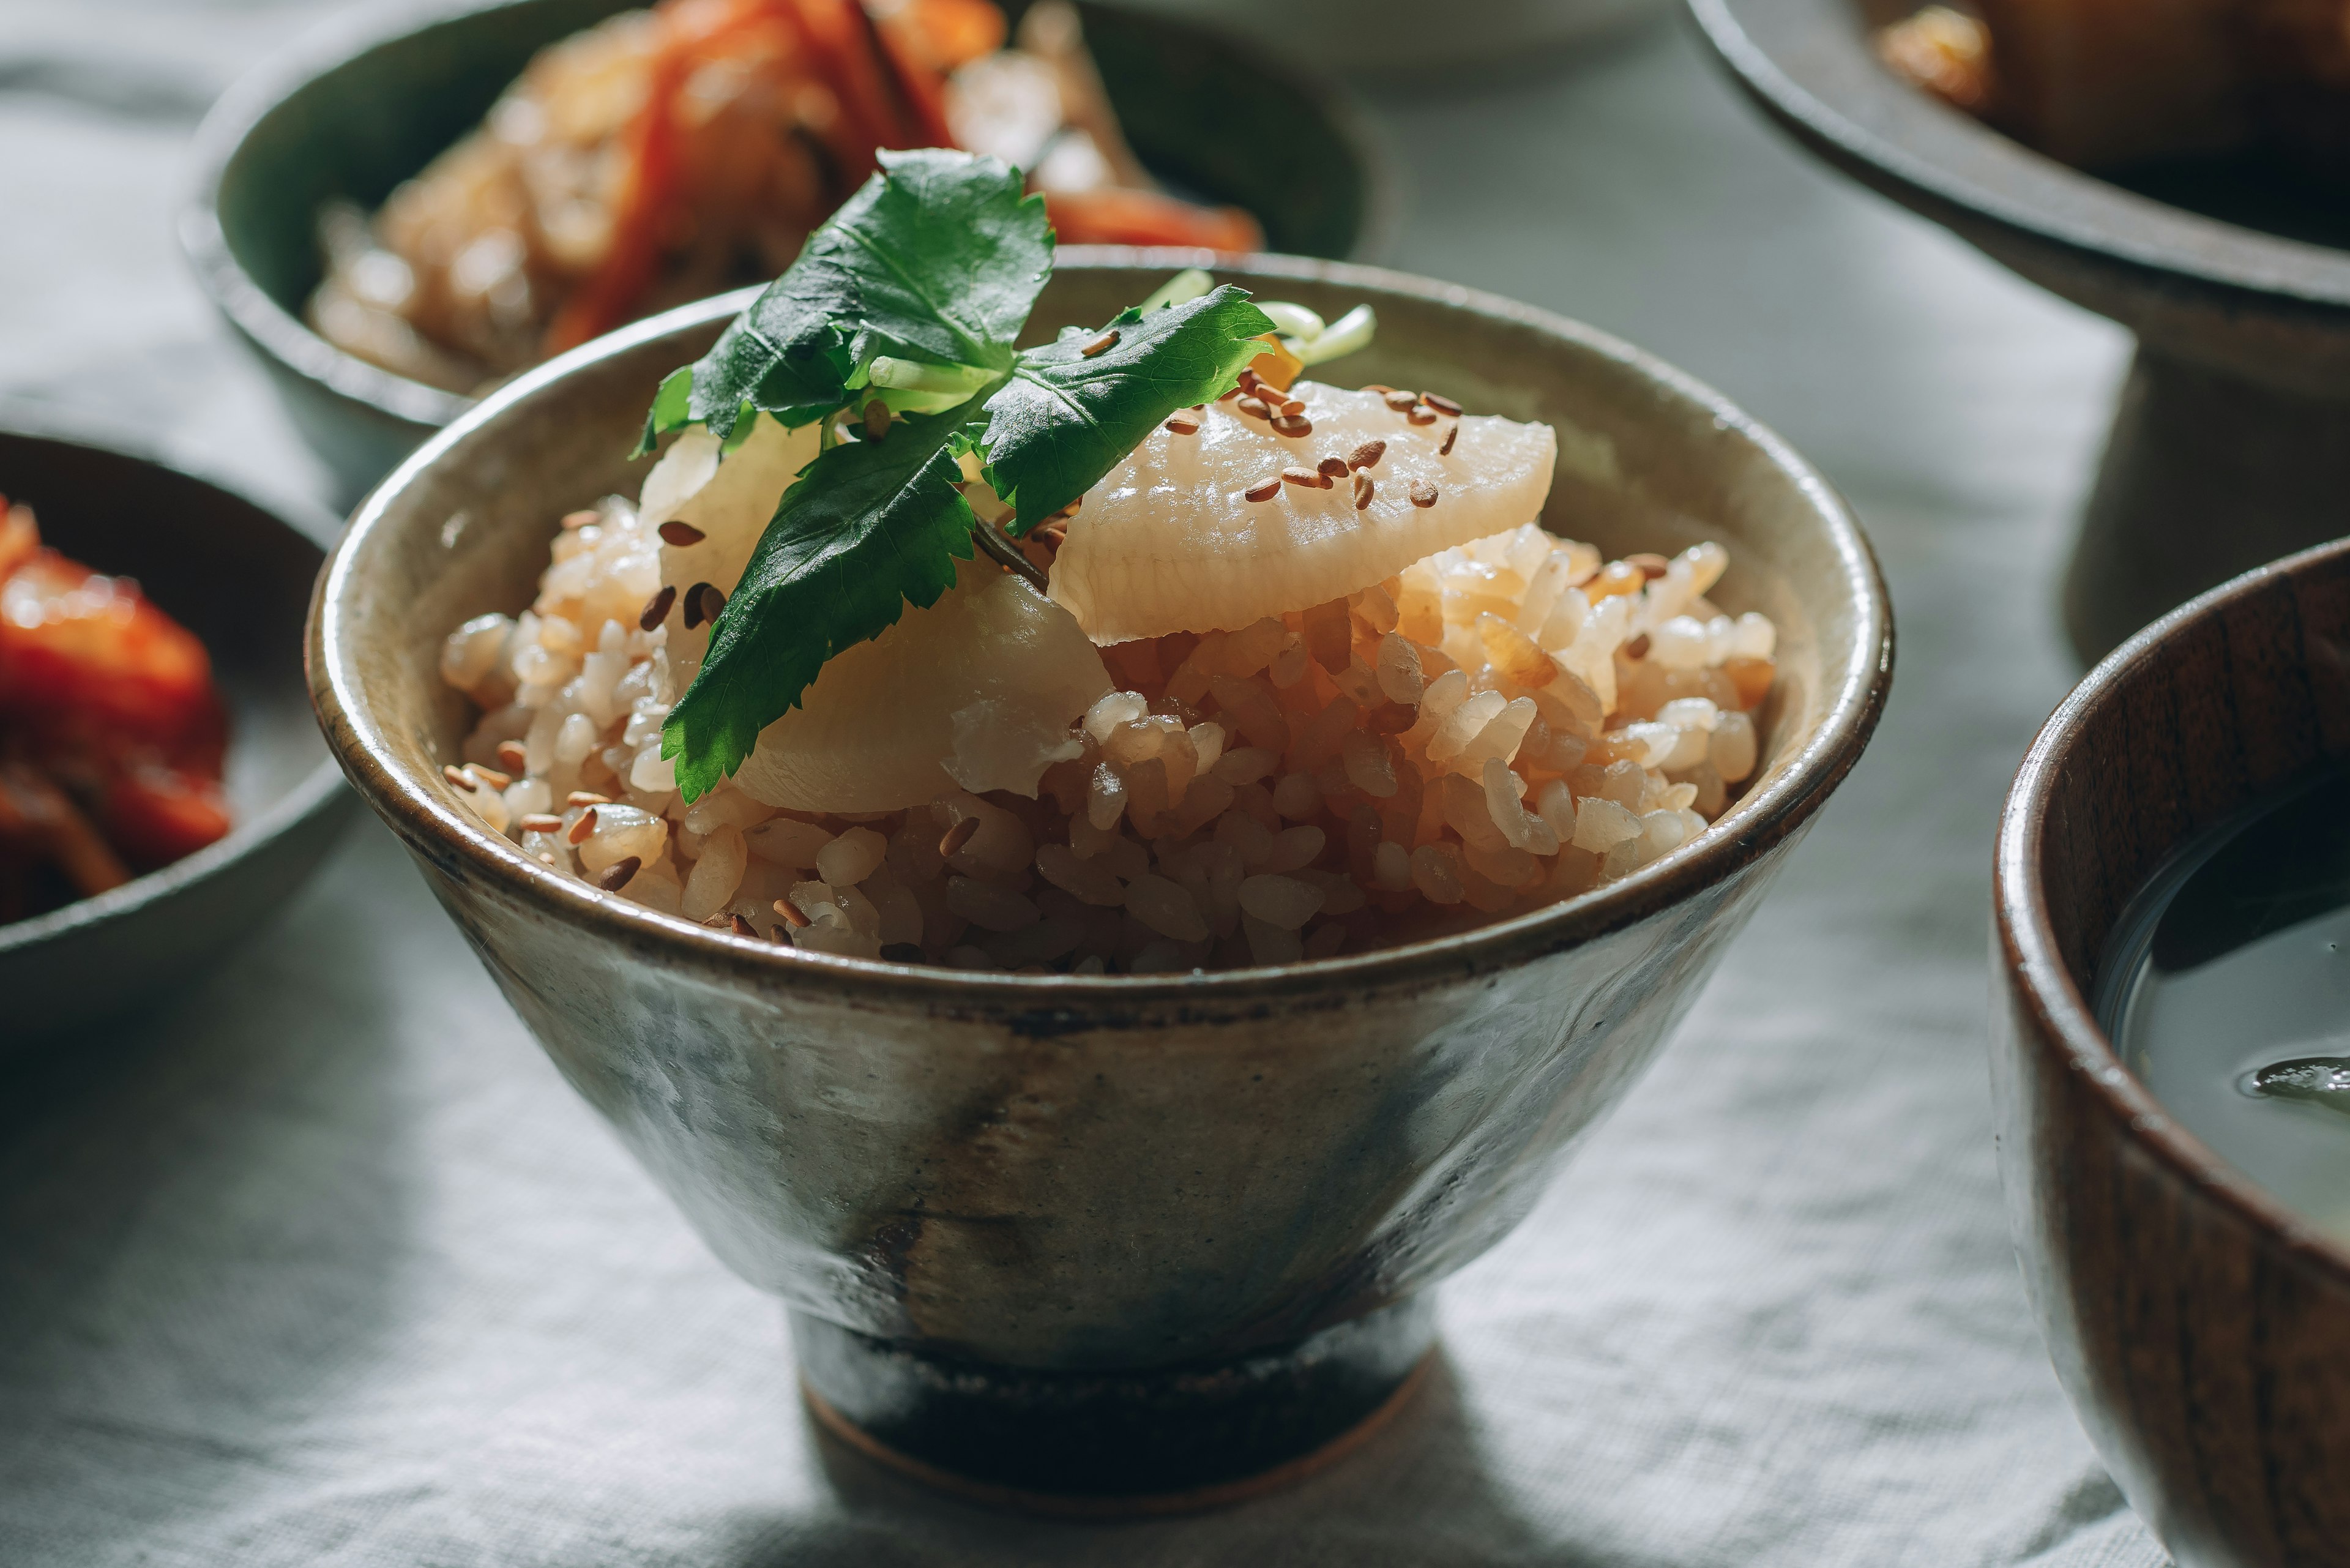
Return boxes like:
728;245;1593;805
0;408;356;1045
181;0;1388;504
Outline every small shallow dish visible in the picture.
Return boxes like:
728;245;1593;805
181;0;1390;506
1689;0;2350;663
0;409;356;1046
1995;539;2350;1568
309;254;1892;1509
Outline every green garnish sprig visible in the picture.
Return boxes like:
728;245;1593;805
640;149;1275;801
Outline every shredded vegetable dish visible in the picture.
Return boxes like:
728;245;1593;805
310;0;1261;393
0;501;232;923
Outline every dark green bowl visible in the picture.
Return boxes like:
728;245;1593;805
181;0;1389;506
0;406;358;1046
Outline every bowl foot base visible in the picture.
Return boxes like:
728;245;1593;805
791;1296;1436;1515
2065;345;2350;663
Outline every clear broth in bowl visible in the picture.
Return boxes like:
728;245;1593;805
2097;767;2350;1244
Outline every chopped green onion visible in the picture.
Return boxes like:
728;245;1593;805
1293;304;1376;366
1258;301;1326;342
1138;267;1214;312
865;357;997;395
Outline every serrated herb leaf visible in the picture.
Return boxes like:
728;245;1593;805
978;286;1274;532
660;392;990;797
638;149;1048;454
644;151;1278;799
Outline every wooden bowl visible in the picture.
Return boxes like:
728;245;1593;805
179;0;1390;507
308;255;1892;1509
0;408;358;1045
1688;0;2350;663
1995;538;2350;1568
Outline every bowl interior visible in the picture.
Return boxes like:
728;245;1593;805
317;256;1889;987
200;0;1379;428
0;425;330;833
1692;0;2350;312
2002;538;2350;1240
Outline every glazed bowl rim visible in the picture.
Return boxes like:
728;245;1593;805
1994;534;2350;1286
1687;0;2350;313
0;403;352;958
311;249;1894;1007
177;0;1397;438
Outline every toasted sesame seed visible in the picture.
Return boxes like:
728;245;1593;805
520;813;564;833
1165;413;1201;435
494;740;528;772
1406;406;1439;426
1270;414;1314;438
561;509;600;531
1244;474;1283;502
567;807;598;845
1082;329;1121;357
1190;403;1206;413
683;581;715;630
474;766;512;790
567;792;610;807
1217;385;1244;401
1423;393;1464;416
939;815;981;857
1439;422;1458;456
1318;457;1349;480
597;856;641;892
639;583;676;631
1353;471;1375;510
864;399;891;441
443;764;476;790
730;914;758;937
1409;480;1439;508
1277;397;1305;418
1627;552;1671;580
657;520;705;547
1348;439;1386;470
697;583;728;624
1236;395;1272;420
1624;632;1652;660
1237;367;1263;390
772;898;810;928
1383;390;1418;413
1281;466;1324;490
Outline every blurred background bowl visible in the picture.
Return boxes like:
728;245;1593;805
1689;0;2350;665
180;0;1391;509
307;254;1891;1507
1994;538;2350;1568
0;408;356;1046
1110;0;1666;76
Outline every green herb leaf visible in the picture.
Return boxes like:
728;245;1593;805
660;392;990;797
637;149;1048;454
644;152;1278;798
977;287;1275;532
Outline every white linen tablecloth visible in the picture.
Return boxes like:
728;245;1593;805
0;4;2168;1562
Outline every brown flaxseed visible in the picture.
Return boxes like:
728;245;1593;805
657;520;706;547
1281;466;1326;490
519;813;564;834
443;764;476;790
1244;474;1283;502
1624;632;1652;660
1406;406;1439;426
1423;393;1464;416
772;898;810;928
494;740;528;772
597;856;641;892
566;791;610;807
1317;457;1350;480
471;766;512;790
683;581;715;630
1270;414;1314;438
697;583;728;624
1165;412;1202;435
1409;480;1439;508
1082;329;1121;357
567;807;599;845
730;913;758;938
1236;395;1272;420
1439;422;1458;456
1348;439;1386;470
1352;471;1375;510
939;815;981;857
638;583;676;631
1382;389;1418;413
